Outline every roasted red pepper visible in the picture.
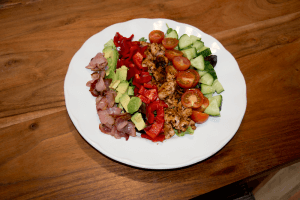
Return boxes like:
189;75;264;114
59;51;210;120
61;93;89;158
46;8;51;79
141;133;165;142
144;120;164;139
138;94;150;104
146;100;168;124
133;51;144;69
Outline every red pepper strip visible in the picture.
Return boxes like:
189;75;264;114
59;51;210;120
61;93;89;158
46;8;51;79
144;120;164;139
141;133;165;142
133;52;144;69
144;88;158;102
138;95;150;104
132;77;142;89
138;86;147;96
139;46;148;58
144;83;157;89
134;87;139;96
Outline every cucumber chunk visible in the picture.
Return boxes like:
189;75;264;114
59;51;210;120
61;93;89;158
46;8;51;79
192;40;204;51
190;35;200;43
179;34;193;49
166;30;178;39
212;79;224;94
197;70;207;77
201;84;215;94
204;93;213;98
181;47;196;60
204;99;220;116
208;95;222;107
200;73;214;86
191;55;205;70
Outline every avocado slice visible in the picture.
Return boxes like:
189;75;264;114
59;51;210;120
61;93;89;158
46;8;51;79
103;46;119;76
120;93;130;112
115;91;123;103
109;80;120;89
127;97;142;114
116;65;128;81
131;113;146;131
127;86;135;96
104;39;116;49
116;81;129;94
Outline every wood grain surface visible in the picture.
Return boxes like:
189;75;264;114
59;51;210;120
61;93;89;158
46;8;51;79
1;0;300;199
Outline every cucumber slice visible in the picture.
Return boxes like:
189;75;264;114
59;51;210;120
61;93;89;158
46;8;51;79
190;35;200;43
181;47;196;60
201;84;215;94
191;55;205;70
179;34;192;49
192;40;204;51
197;47;212;57
208;95;222;107
197;70;207;77
204;93;213;98
166;30;178;39
212;79;224;94
204;61;218;80
204;99;220;116
200;73;214;86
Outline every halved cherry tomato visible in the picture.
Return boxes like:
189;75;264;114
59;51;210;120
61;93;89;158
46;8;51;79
194;96;209;112
186;69;200;87
173;56;191;71
149;30;164;44
176;71;195;89
191;111;209;124
162;38;179;50
165;49;183;61
181;89;204;108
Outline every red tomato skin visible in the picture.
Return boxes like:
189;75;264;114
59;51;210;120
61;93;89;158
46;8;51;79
191;111;209;124
186;69;200;87
149;30;164;44
176;71;195;89
172;56;191;71
162;38;179;49
181;89;203;108
165;50;183;61
194;96;209;112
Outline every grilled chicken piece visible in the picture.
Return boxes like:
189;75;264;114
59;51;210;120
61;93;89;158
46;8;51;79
158;80;176;100
165;65;178;81
150;43;165;57
164;123;175;139
152;66;165;83
142;59;156;73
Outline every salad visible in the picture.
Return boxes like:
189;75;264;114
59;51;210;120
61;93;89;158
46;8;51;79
85;24;224;142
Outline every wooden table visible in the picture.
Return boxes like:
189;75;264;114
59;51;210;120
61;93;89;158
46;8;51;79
1;0;300;199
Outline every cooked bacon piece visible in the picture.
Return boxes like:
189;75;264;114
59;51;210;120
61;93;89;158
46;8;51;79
104;78;112;90
91;72;100;80
106;107;122;116
95;78;106;92
106;90;116;108
121;122;136;137
96;97;108;111
115;117;129;131
86;53;108;71
95;95;104;105
97;110;115;125
99;124;112;133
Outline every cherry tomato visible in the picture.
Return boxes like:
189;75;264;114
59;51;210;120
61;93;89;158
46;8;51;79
186;69;200;87
191;111;209;124
194;96;209;112
162;38;179;49
176;71;195;89
181;89;204;108
165;49;183;61
173;56;191;71
149;30;164;44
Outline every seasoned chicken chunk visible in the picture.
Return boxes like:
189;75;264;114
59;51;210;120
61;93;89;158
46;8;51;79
164;123;175;139
158;80;176;100
150;43;165;57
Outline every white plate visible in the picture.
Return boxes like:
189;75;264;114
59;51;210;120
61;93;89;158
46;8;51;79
64;18;247;169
